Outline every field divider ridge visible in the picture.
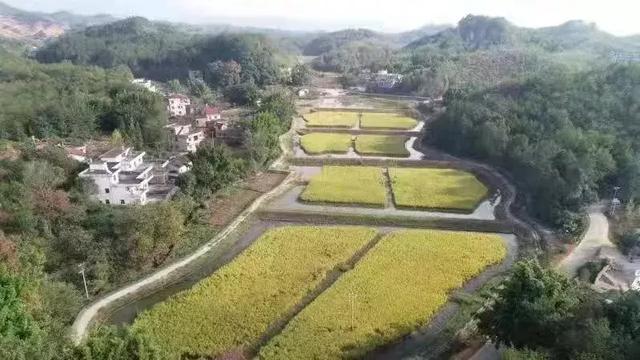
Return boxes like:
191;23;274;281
251;231;389;355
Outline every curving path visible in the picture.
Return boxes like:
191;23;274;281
70;159;295;344
558;205;610;277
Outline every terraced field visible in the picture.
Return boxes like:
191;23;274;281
390;168;489;212
359;113;418;130
299;133;352;154
300;166;387;207
304;111;359;128
355;135;410;157
133;226;378;358
260;229;507;359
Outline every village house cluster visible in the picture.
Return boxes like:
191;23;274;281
79;92;229;206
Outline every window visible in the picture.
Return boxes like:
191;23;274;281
105;199;110;205
105;188;110;193
193;135;198;141
120;200;125;205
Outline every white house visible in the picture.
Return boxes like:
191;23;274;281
79;147;154;205
167;94;191;117
166;122;204;153
297;88;309;97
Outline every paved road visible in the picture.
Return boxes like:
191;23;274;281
558;206;611;277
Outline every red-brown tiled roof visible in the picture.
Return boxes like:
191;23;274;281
203;104;220;115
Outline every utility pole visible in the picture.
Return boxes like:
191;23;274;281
78;264;89;300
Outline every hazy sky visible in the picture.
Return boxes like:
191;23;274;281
6;0;640;35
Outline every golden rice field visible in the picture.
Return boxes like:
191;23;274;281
133;226;378;358
300;166;387;207
390;168;488;212
354;135;410;157
304;111;359;128
359;113;418;130
260;230;507;359
299;133;352;154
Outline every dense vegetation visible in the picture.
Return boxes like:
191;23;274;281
36;17;281;86
428;64;640;231
479;261;640;359
0;49;167;148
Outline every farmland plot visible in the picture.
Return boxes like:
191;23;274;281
360;113;418;130
300;133;352;154
355;135;410;157
390;168;489;212
299;166;387;207
304;111;359;128
134;226;378;358
260;229;506;360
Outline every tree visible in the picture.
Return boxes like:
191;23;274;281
0;271;35;340
478;261;578;349
223;82;259;106
206;60;242;88
75;326;168;360
179;144;246;198
290;64;311;86
115;203;185;269
245;112;283;168
166;79;186;94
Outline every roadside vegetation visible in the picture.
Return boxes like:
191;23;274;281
299;133;352;154
477;261;640;360
359;113;417;130
304;111;359;128
260;229;506;359
133;226;377;358
300;166;387;207
354;135;409;157
389;168;488;212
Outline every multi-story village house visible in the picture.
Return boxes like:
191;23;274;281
79;147;153;205
167;94;191;117
165;122;204;153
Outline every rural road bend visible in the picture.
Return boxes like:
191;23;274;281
558;206;611;277
70;172;293;344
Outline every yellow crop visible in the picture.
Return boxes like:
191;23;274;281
299;166;387;207
300;133;352;154
360;113;418;130
355;135;410;157
304;111;358;128
134;226;378;358
390;168;488;212
260;229;506;360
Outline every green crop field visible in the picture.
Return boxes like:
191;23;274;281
360;113;418;130
355;135;410;157
134;226;378;358
304;111;359;128
390;168;488;212
299;133;352;154
260;230;506;359
300;166;387;207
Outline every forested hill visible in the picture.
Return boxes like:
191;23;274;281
428;63;640;232
35;17;281;84
407;15;640;55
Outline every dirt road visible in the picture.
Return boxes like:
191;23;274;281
558;206;611;277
